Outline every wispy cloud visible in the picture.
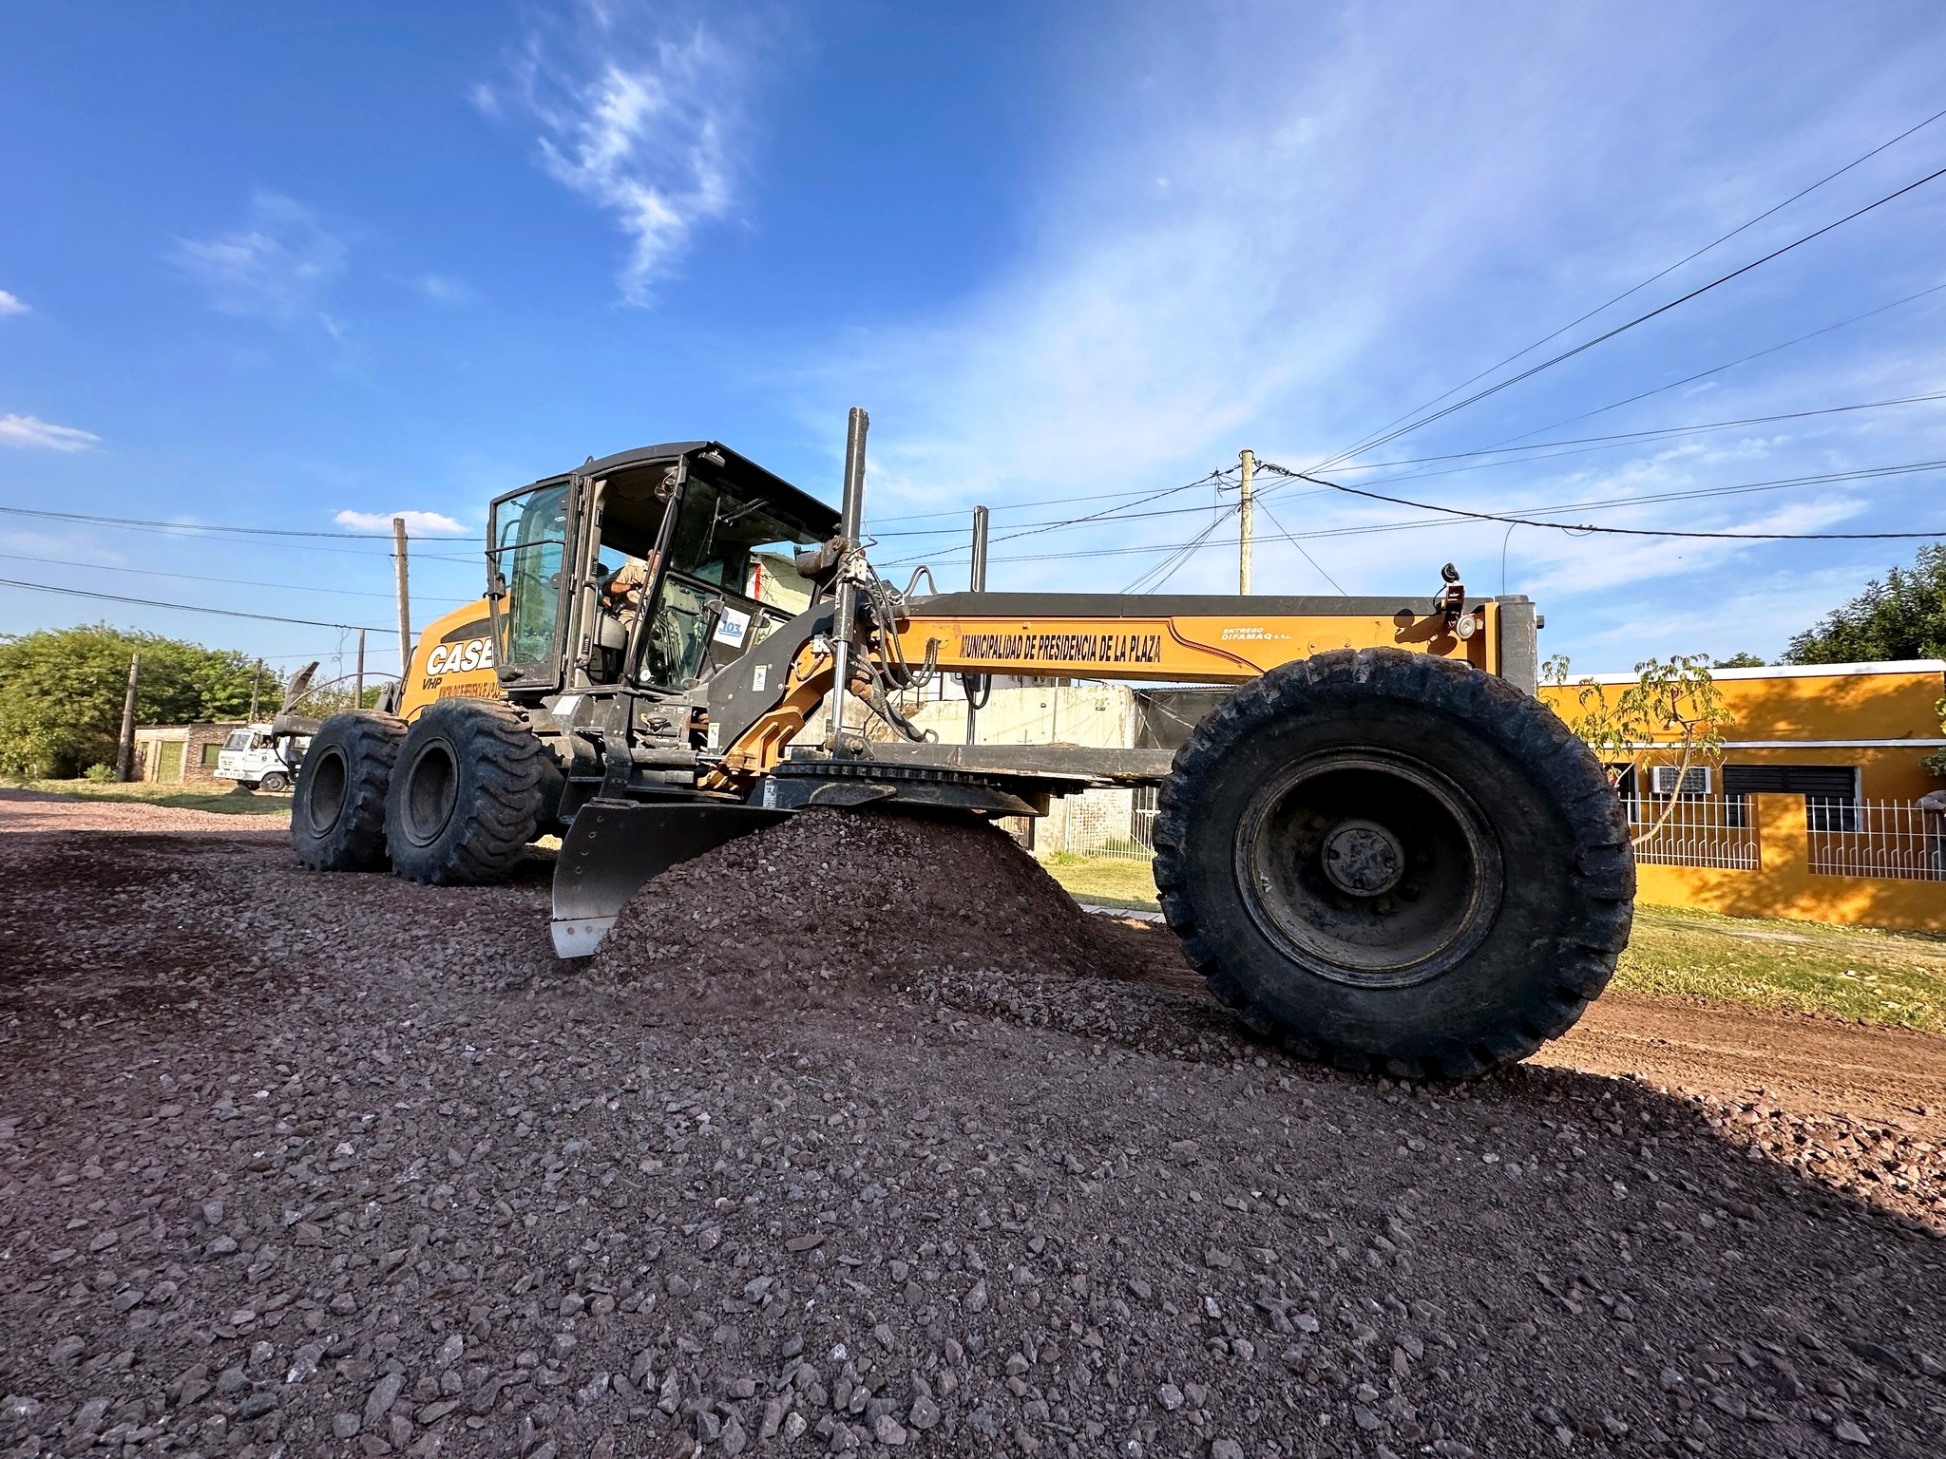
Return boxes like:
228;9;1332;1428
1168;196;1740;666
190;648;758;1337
333;509;468;535
0;414;99;452
478;2;764;304
172;192;349;329
801;2;1946;666
0;290;27;319
416;274;476;306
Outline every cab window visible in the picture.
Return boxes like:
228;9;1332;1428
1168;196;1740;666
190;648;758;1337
637;477;823;690
491;484;571;667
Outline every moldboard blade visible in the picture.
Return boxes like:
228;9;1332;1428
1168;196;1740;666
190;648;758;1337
551;799;791;958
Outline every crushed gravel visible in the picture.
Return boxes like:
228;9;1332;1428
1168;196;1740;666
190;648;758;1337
2;796;1944;1459
591;811;1181;1008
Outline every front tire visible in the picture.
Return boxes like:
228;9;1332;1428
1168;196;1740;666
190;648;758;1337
291;711;404;872
1153;648;1633;1079
386;700;547;886
258;771;290;793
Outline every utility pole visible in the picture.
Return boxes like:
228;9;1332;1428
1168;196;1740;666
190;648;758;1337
354;628;366;707
392;516;412;679
1238;448;1256;595
114;652;140;783
248;658;263;722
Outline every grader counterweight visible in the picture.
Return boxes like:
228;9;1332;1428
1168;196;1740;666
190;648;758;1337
292;410;1631;1079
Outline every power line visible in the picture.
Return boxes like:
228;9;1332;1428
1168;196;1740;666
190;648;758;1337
1319;103;1946;468
1339;280;1946;482
0;577;393;632
1126;507;1239;593
0;550;477;605
873;478;1240;541
1260;464;1946;542
1288;459;1946;540
875;466;1239;567
1315;158;1946;469
0;504;471;543
874;475;1232;526
1334;388;1946;474
1254;498;1345;591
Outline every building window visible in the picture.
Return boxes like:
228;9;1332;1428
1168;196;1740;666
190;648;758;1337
200;743;223;768
1720;764;1861;832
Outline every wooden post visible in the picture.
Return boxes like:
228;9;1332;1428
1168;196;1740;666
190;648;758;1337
392;517;412;678
355;628;366;707
248;657;263;722
115;652;141;782
1238;448;1255;595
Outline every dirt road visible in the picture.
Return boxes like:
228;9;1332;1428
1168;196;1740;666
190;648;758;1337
2;792;1943;1458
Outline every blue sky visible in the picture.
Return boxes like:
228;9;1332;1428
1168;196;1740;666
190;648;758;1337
4;1;1946;686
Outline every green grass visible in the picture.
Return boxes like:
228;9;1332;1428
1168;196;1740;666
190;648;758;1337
1038;851;1162;911
1037;853;1946;1032
1615;903;1946;1032
0;777;292;817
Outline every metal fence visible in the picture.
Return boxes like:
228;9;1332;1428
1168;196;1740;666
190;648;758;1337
1808;799;1946;882
1014;789;1944;886
1626;796;1761;870
1046;788;1153;860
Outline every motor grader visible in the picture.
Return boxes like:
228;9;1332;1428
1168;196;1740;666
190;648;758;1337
292;410;1631;1078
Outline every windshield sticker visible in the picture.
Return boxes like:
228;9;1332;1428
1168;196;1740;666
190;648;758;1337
714;607;751;648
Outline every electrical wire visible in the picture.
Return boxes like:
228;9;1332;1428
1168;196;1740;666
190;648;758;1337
873;466;1241;568
1125;506;1238;593
0;504;470;543
1308;280;1946;496
1332;389;1946;473
0;577;393;632
1315;159;1946;470
1259;464;1946;542
1268;459;1946;542
1253;499;1345;592
1319;103;1946;468
0;550;476;605
873;473;1238;526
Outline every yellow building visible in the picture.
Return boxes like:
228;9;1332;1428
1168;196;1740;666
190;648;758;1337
1541;660;1946;930
1539;658;1946;806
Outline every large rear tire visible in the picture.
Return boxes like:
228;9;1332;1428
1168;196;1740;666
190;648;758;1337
1153;648;1633;1079
386;700;548;886
291;711;405;872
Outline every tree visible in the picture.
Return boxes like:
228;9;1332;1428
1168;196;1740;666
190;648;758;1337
1542;654;1734;843
1711;651;1766;668
1784;544;1946;664
0;624;277;778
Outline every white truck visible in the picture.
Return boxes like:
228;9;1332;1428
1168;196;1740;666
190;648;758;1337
213;723;309;793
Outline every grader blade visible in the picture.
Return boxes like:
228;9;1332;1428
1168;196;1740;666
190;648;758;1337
550;800;790;957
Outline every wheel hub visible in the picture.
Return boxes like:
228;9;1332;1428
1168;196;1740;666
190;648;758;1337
1234;749;1505;988
1320;819;1404;896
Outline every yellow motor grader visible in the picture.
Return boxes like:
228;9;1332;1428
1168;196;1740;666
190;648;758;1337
292;411;1631;1078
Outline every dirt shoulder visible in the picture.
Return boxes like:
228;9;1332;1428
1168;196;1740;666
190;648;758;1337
2;800;1943;1459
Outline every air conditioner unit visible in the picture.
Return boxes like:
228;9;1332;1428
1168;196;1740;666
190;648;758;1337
1650;765;1710;797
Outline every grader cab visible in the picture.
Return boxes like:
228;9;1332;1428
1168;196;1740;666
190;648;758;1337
292;411;1631;1079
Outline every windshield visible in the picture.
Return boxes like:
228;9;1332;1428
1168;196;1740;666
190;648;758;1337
492;483;571;666
664;478;823;594
638;477;823;689
223;731;249;753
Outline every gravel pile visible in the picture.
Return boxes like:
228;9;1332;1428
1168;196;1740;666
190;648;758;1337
2;802;1944;1458
591;811;1178;1009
